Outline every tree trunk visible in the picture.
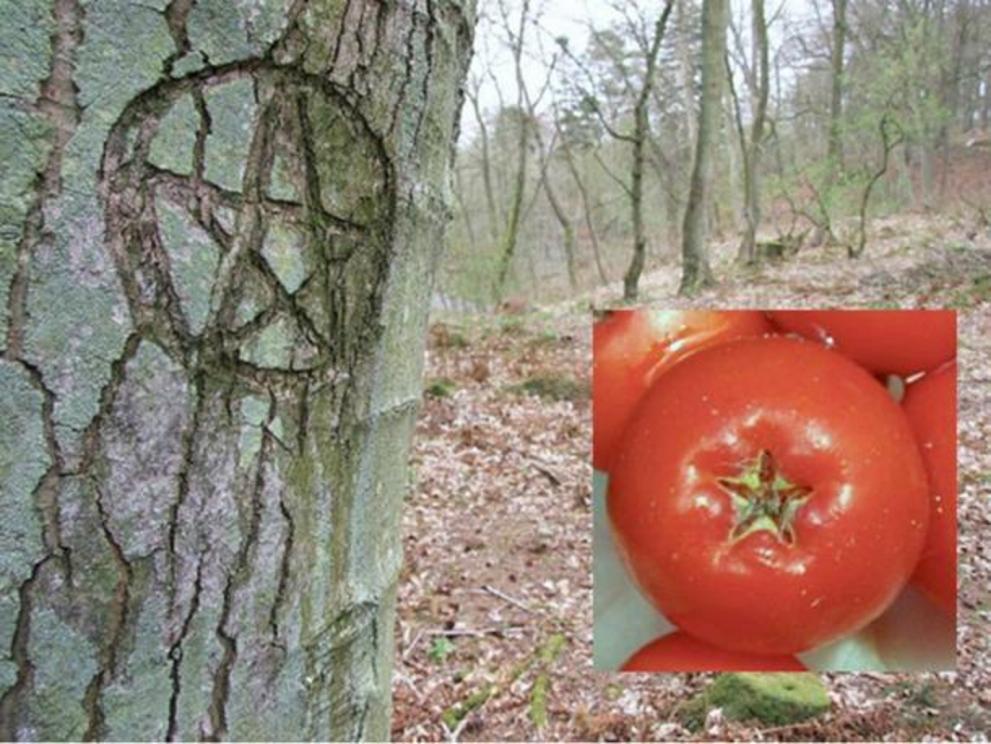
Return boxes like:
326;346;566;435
466;86;502;245
677;0;698;150
738;0;770;264
828;0;848;171
523;84;577;292
679;0;727;295
495;0;532;299
559;139;609;284
0;0;474;740
623;0;675;302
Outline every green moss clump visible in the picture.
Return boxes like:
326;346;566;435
530;673;550;728
441;684;492;729
509;375;588;403
530;633;566;728
424;377;457;398
681;672;830;729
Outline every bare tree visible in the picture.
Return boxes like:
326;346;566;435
554;101;610;284
521;55;580;289
495;0;534;298
734;0;771;264
680;0;729;294
828;0;848;172
851;116;904;258
559;1;675;301
623;0;677;301
465;75;503;245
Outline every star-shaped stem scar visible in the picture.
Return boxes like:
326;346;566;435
717;450;812;545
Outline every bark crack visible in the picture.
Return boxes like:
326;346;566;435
0;557;52;740
3;0;84;359
82;484;135;741
412;0;437;152
162;0;194;76
390;1;422;137
206;397;275;740
15;358;70;572
165;551;205;742
269;484;296;645
168;369;206;607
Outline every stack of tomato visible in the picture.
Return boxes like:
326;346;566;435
593;309;956;671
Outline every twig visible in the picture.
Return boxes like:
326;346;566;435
402;628;425;660
427;626;523;638
480;584;534;613
398;673;425;704
443;713;471;743
530;460;562;485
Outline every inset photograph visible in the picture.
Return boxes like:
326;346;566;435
593;309;956;672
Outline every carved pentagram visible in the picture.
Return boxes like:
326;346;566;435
100;61;393;380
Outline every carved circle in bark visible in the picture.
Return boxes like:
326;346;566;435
100;61;392;376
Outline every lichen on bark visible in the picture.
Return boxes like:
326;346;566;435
0;0;476;739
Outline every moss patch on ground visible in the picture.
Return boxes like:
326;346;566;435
507;375;588;403
424;377;457;398
681;673;830;729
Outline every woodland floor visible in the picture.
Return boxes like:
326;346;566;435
391;212;991;742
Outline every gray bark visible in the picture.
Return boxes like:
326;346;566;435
679;0;727;294
737;0;770;264
0;0;475;740
521;71;577;291
466;83;502;244
828;0;847;170
623;0;675;302
557;131;609;285
495;0;532;299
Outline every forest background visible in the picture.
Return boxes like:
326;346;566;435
394;0;991;740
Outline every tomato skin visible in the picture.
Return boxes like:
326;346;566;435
608;336;929;655
621;631;806;672
767;310;955;376
593;310;771;472
902;362;957;618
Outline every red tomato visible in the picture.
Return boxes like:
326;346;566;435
621;631;806;672
902;361;957;618
767;309;955;376
593;310;771;472
608;336;930;655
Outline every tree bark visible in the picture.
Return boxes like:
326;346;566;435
521;71;578;291
0;0;474;739
828;0;848;172
623;0;675;302
737;0;770;264
558;134;609;285
466;83;502;245
679;0;727;295
495;0;532;299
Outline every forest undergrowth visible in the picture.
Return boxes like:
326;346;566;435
392;212;991;742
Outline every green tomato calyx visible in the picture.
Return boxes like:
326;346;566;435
718;450;811;545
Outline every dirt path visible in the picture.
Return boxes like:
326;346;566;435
392;215;991;741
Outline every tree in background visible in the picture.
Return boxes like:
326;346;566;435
730;0;771;264
622;0;676;301
680;0;728;294
435;0;991;306
0;0;474;738
495;0;534;298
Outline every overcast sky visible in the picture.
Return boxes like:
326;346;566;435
462;0;619;131
460;0;823;136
